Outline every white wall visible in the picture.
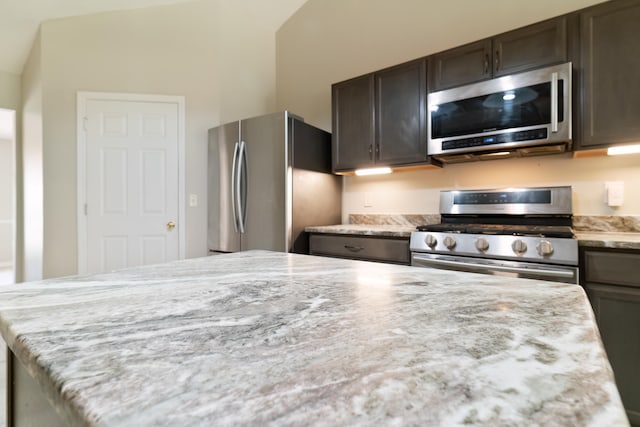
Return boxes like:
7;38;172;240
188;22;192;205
22;0;304;279
275;0;640;220
0;71;20;108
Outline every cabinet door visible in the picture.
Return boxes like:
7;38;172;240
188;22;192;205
579;0;640;149
586;283;640;425
332;74;375;171
493;17;568;77
430;40;491;91
376;59;427;166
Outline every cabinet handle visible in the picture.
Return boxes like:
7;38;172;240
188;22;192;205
369;145;373;159
483;53;489;74
495;50;500;71
344;244;364;252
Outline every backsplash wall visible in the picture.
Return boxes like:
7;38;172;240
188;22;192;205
343;152;640;221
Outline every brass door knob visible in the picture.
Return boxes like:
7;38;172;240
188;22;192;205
167;221;176;230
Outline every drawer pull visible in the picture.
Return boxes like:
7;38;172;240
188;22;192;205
344;244;364;252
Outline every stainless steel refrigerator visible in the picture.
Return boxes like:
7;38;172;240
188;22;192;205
208;111;342;254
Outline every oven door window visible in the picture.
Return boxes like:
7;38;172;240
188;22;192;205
431;81;564;139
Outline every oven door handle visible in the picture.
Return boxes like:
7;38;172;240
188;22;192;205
411;254;576;280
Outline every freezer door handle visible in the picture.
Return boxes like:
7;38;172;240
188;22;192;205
231;141;240;233
237;140;247;233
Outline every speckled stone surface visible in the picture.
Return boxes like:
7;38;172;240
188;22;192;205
576;232;640;250
0;251;629;427
309;214;640;251
305;224;415;237
349;213;440;227
574;215;640;233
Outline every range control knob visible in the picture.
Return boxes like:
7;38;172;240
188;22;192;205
443;236;457;250
512;239;528;255
537;240;554;256
475;237;490;252
425;234;438;248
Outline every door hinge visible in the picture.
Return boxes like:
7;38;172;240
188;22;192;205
84;203;88;215
83;116;88;131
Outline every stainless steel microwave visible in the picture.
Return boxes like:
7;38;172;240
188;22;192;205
427;62;572;163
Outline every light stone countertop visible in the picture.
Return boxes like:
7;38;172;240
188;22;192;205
306;224;415;237
307;224;640;250
0;250;629;426
575;231;640;250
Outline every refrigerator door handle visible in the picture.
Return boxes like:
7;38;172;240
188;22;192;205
231;141;240;233
237;140;247;233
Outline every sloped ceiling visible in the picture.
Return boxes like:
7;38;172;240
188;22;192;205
0;0;306;75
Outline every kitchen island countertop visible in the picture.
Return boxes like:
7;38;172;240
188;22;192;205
0;251;628;426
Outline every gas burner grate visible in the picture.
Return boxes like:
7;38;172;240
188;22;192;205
416;223;574;238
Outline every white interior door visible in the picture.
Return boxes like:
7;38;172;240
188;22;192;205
82;97;181;274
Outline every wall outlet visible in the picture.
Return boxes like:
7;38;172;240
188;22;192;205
604;182;624;207
189;194;198;207
364;192;372;208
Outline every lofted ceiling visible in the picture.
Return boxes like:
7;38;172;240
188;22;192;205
0;0;307;75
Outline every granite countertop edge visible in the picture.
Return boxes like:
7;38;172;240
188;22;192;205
0;250;630;426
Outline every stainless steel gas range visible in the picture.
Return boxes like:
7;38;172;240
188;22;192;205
410;186;579;284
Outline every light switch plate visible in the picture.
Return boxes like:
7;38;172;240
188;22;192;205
604;182;624;207
364;192;372;208
189;194;198;207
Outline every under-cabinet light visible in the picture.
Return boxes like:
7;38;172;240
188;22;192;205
354;167;392;176
607;144;640;156
484;151;511;157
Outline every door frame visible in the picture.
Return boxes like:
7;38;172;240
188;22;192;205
0;108;16;284
76;92;186;274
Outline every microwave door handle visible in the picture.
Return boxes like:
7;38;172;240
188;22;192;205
551;71;559;133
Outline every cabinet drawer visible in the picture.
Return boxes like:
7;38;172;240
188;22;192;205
309;234;410;265
583;249;640;288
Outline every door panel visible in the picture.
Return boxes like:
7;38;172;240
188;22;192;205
207;121;241;252
86;99;179;273
101;148;127;214
241;113;286;251
430;40;491;91
494;17;567;77
579;0;640;148
376;59;427;165
332;75;375;171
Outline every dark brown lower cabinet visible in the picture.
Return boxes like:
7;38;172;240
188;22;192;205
581;247;640;426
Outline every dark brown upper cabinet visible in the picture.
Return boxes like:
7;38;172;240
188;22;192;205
429;40;492;91
332;74;375;171
375;59;427;166
332;58;432;173
577;0;640;150
430;16;568;91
